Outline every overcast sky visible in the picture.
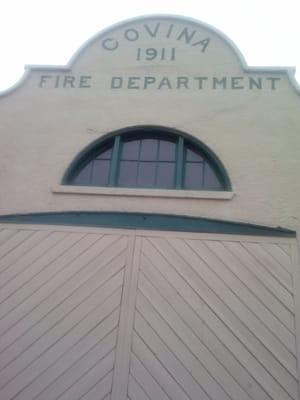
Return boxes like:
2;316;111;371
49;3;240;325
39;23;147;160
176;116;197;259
0;0;299;91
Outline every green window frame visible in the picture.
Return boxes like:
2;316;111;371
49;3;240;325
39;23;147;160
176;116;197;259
63;126;231;191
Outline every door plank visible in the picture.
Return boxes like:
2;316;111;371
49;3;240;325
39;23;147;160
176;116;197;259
221;240;294;331
132;333;192;400
0;230;50;273
262;243;292;274
0;251;125;353
0;229;18;246
0;230;34;259
224;241;294;312
0;289;122;399
0;232;78;308
130;355;170;400
143;238;298;400
190;239;295;351
166;237;297;378
140;254;272;400
33;325;118;400
135;302;231;400
79;371;113;400
243;242;293;292
138;274;252;400
128;376;151;400
54;352;114;400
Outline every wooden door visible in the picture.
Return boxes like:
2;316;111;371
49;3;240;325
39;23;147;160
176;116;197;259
0;224;298;400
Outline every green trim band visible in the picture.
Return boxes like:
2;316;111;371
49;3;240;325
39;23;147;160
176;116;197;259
0;212;295;237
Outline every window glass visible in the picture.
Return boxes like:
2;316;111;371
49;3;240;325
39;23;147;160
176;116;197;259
68;130;228;192
91;160;110;185
186;147;203;162
184;163;204;189
121;140;140;160
137;162;156;186
96;148;112;160
204;164;222;190
156;162;175;187
158;140;176;161
140;139;158;161
118;161;138;186
72;163;92;185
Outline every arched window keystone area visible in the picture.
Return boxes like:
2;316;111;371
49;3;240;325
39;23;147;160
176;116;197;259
63;127;231;191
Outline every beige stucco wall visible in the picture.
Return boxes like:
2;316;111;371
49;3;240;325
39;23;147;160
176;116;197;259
0;15;299;236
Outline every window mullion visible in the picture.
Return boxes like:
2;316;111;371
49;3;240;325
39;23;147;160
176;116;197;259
69;130;229;191
175;136;184;189
154;139;160;187
108;135;121;186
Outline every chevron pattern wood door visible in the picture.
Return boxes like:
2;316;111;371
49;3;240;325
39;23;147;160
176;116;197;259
0;226;131;400
0;225;299;400
131;235;299;400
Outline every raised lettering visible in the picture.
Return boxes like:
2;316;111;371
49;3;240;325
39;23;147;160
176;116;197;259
111;77;123;89
231;77;244;89
79;76;91;88
177;27;196;44
145;48;157;60
124;28;139;41
166;24;174;38
144;76;156;89
128;77;140;89
144;23;160;38
266;77;280;90
194;77;208;89
54;75;60;88
158;77;172;89
213;77;227;89
171;48;176;60
231;76;244;89
39;75;52;88
63;76;75;88
249;77;262;89
192;38;210;52
102;38;118;50
177;77;189;89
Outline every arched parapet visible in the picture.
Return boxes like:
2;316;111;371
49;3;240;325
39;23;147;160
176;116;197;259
1;14;300;97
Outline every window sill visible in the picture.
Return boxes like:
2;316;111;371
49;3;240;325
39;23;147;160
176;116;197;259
52;185;234;200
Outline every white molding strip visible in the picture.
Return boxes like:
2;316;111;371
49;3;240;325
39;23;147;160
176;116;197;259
52;185;234;200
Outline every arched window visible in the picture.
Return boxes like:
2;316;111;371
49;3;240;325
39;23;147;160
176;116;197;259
63;127;231;191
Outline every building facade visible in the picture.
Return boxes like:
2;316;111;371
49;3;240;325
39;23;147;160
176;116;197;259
0;15;300;400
